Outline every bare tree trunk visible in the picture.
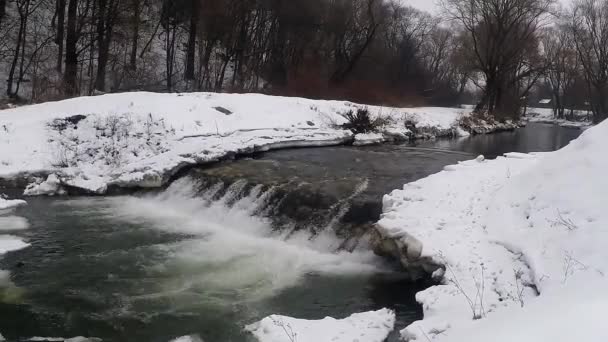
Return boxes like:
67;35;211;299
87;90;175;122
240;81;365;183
64;0;78;96
165;23;177;91
55;0;66;72
184;0;198;81
94;0;115;92
0;0;6;23
129;0;140;70
7;0;30;98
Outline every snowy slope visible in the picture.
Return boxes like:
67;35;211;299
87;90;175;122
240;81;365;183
0;92;464;194
246;309;395;342
377;120;608;341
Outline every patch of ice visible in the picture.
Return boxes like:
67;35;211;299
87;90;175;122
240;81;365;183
353;132;385;146
0;235;29;254
0;216;29;230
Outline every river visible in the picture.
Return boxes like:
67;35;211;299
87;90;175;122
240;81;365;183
0;123;582;342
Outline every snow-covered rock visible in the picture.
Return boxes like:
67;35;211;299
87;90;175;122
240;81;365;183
0;92;465;194
375;119;608;341
245;309;396;342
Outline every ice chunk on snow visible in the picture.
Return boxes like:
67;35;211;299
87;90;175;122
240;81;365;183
0;197;26;211
246;309;395;342
24;174;66;196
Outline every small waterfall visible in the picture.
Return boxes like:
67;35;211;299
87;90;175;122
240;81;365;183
104;177;386;301
190;176;375;251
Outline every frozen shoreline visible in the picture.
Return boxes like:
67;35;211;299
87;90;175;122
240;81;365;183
0;92;507;196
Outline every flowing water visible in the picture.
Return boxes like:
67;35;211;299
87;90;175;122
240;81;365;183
0;123;582;342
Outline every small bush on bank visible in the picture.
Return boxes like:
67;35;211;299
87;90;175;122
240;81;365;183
341;107;391;134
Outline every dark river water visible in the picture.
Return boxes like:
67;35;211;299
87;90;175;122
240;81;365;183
0;123;582;342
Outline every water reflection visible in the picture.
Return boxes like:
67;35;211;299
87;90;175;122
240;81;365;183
415;123;582;158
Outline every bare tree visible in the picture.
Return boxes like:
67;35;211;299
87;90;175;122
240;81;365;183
569;0;608;123
542;25;580;118
442;0;555;119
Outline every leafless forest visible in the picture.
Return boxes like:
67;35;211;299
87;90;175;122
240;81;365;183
0;0;606;122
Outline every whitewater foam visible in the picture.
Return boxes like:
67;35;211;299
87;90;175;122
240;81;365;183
104;178;385;301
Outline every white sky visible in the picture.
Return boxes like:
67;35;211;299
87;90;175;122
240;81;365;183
404;0;440;13
405;0;573;14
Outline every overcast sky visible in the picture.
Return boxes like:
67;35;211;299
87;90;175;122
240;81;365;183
405;0;573;14
405;0;440;13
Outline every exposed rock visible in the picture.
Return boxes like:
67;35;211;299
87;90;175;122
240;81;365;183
213;106;233;115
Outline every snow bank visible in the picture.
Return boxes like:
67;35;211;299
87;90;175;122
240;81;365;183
246;309;395;342
376;119;608;341
0;92;464;194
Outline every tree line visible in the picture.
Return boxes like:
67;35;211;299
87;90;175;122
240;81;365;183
0;0;606;123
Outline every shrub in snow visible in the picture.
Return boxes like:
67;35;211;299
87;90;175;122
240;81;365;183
49;113;174;170
341;108;391;134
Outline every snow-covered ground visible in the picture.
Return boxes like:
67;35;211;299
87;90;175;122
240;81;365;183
246;309;395;342
376;118;608;340
525;107;593;129
0;92;467;195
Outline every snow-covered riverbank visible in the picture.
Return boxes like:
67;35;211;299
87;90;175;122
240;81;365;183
0;92;475;195
374;118;608;340
525;107;593;129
